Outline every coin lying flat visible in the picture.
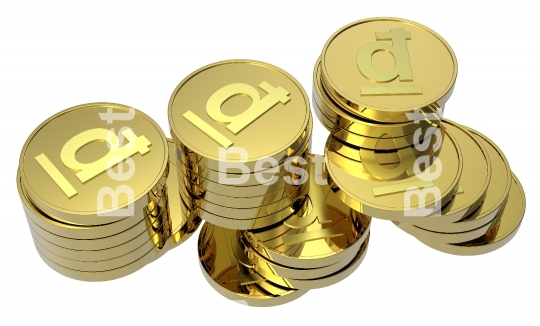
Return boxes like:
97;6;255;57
313;58;439;148
169;59;311;172
320;17;457;123
19;103;168;226
198;222;306;306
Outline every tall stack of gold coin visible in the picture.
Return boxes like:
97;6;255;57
17;103;200;281
168;60;372;306
313;18;525;255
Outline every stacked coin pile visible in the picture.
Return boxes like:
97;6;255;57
168;60;313;231
393;125;525;255
197;159;372;306
168;60;372;306
314;18;525;256
17;103;200;281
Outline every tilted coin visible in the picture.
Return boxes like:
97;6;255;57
326;127;462;221
414;127;511;232
398;119;491;226
414;173;524;255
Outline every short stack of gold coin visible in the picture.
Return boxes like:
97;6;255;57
17;103;200;281
313;18;525;256
168;60;372;306
196;158;372;306
168;60;313;231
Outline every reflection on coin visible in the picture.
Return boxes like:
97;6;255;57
321;17;457;122
198;222;306;306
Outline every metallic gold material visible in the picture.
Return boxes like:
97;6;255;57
320;18;457;123
414;127;511;232
313;58;439;148
325;127;462;221
198;222;307;306
414;173;525;255
165;140;201;246
244;159;372;269
243;236;369;290
169;60;311;172
19;103;169;226
399;120;491;226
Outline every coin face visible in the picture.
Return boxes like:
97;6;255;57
19;103;168;224
326;127;462;221
168;60;310;164
321;17;457;121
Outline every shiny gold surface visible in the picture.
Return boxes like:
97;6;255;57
198;222;307;306
414;173;525;255
244;160;372;268
320;18;457;122
313;57;439;141
165;140;201;246
404;120;491;226
20;103;169;225
245;236;369;290
169;60;311;171
414;127;511;232
326;127;462;221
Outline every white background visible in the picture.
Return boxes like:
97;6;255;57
1;0;538;324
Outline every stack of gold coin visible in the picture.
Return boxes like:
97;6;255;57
168;60;372;305
168;60;313;231
315;17;460;219
314;18;525;255
197;157;371;307
17;103;200;281
393;125;526;255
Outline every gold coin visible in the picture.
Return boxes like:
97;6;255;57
243;159;372;269
32;226;166;272
176;115;313;175
179;184;307;227
169;59;311;172
19;170;167;250
244;235;369;290
25;205;164;252
19;102;168;225
313;57;439;141
180;172;309;211
177;147;310;197
327;127;440;166
394;213;499;244
33;239;168;281
28;218;164;262
178;188;304;230
326;127;462;221
165;140;201;246
316;101;436;151
414;127;511;232
415;173;525;255
401;119;491;226
320;17;457;123
198;222;306;306
184;179;309;210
